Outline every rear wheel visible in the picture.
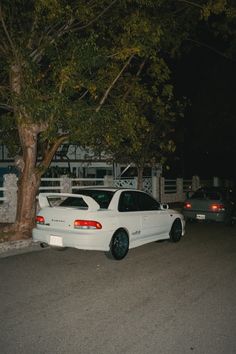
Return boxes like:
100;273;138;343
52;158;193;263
106;229;129;260
169;219;182;242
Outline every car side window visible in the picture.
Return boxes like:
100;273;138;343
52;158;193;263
137;192;160;211
118;191;138;212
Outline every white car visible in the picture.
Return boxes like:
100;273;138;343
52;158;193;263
33;187;185;260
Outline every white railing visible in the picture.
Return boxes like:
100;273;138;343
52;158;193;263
39;178;63;192
71;178;105;190
164;179;177;194
143;178;152;194
39;177;106;193
114;178;137;189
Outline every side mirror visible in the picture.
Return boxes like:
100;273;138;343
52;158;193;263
160;203;169;210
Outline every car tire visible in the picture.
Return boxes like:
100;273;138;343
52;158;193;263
169;219;182;242
106;229;129;260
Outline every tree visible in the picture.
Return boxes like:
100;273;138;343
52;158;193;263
90;57;184;188
0;0;125;237
1;0;234;238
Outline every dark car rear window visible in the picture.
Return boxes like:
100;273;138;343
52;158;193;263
191;189;223;200
206;191;222;200
59;197;88;209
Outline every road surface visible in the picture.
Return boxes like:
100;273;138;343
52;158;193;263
0;222;236;354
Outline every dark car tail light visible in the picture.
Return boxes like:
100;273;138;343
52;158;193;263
36;216;45;224
74;220;102;229
184;202;192;209
210;204;225;212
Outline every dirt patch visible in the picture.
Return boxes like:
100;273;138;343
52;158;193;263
0;223;15;242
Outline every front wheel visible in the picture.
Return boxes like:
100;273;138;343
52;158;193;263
169;219;182;242
106;229;129;260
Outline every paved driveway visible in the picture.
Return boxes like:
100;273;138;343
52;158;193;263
0;222;236;354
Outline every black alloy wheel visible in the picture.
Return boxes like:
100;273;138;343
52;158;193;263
169;219;182;242
107;229;129;260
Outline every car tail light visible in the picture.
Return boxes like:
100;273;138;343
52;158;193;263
184;202;192;209
74;220;102;229
36;216;45;224
210;204;225;212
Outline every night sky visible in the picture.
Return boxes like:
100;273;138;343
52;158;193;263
172;44;236;182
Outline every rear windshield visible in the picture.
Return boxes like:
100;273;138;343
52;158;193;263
59;197;88;209
73;189;115;209
191;189;222;200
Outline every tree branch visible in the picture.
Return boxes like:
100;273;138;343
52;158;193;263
0;6;18;59
71;0;118;31
27;13;39;49
123;59;146;100
0;103;13;112
186;38;236;61
96;54;135;113
177;0;203;9
30;1;118;63
37;134;69;175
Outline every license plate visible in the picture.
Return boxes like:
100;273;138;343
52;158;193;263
196;214;206;220
50;235;63;246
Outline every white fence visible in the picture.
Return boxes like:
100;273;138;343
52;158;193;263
0;174;202;223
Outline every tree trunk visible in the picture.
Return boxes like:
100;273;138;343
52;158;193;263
13;125;41;239
137;165;144;190
9;63;50;239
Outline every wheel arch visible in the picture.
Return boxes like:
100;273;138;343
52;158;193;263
110;227;130;245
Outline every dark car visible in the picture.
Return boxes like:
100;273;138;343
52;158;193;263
183;187;235;225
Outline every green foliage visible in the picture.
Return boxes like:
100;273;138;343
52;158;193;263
1;0;233;172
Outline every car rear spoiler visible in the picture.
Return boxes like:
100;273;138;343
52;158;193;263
37;193;100;212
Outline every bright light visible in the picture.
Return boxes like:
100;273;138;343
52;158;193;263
36;215;45;224
184;202;192;209
210;204;225;212
74;220;102;229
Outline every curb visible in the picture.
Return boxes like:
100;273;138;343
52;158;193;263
0;239;42;258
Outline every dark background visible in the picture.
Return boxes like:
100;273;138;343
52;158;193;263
169;45;236;182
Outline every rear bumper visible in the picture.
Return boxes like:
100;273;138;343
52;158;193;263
32;227;112;251
183;210;226;222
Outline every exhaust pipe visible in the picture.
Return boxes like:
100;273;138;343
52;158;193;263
40;242;49;248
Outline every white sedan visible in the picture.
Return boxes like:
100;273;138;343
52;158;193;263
33;187;185;260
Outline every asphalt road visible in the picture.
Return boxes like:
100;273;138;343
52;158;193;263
0;222;236;354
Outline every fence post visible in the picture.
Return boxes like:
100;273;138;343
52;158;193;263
60;175;72;193
160;177;165;203
104;175;114;187
152;176;158;199
192;175;200;191
176;178;184;202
